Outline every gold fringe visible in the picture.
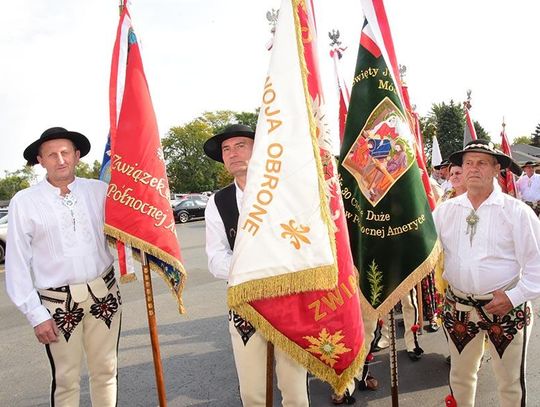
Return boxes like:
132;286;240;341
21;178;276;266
105;225;187;314
234;302;367;395
359;240;442;321
131;248;186;315
120;273;137;284
291;0;338;275
434;250;448;295
228;264;337;307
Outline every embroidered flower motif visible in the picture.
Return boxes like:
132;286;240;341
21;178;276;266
53;306;84;341
90;293;119;328
304;328;351;367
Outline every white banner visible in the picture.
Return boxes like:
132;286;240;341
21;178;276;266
228;0;337;298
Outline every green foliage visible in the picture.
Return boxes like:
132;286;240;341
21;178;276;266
366;259;384;307
75;160;101;179
473;121;489;141
163;110;258;193
0;167;36;199
513;135;533;145
532;123;540;147
420;101;490;165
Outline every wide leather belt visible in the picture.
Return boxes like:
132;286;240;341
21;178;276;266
447;286;493;309
44;266;115;303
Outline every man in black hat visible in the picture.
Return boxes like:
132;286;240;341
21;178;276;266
203;124;310;406
516;161;540;215
5;127;121;406
433;139;540;407
433;159;451;192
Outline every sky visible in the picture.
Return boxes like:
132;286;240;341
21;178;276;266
1;0;539;176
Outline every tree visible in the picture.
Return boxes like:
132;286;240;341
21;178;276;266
162;110;258;193
473;121;489;141
76;160;101;179
513;135;533;145
532;123;540;147
0;167;36;199
419;101;490;165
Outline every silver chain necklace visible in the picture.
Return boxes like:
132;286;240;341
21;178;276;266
62;192;77;232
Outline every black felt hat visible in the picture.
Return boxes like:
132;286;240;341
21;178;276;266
521;161;538;168
449;139;511;169
203;124;255;163
23;127;91;166
433;159;450;170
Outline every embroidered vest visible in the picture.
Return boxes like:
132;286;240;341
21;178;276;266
214;183;239;250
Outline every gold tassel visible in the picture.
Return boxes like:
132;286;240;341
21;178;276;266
120;273;137;284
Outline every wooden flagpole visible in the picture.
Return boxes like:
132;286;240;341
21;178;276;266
142;252;168;406
416;283;424;335
389;309;399;406
266;342;274;407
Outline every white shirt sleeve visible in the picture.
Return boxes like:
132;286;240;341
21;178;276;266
506;203;540;306
5;194;52;327
205;195;232;280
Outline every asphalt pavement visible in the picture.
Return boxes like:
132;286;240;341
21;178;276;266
1;220;539;406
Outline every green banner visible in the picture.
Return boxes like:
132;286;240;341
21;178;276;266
338;21;440;318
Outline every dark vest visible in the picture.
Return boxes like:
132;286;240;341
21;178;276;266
214;183;239;250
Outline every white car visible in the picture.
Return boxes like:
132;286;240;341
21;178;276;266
0;215;7;264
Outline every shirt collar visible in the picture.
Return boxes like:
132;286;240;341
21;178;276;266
40;176;78;196
455;187;504;209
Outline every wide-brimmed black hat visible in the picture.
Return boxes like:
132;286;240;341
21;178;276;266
449;139;511;169
521;160;538;168
203;124;255;163
24;127;91;166
433;159;450;170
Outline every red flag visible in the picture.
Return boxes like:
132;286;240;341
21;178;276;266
229;0;364;394
105;7;186;312
500;122;517;197
463;99;478;146
401;80;437;210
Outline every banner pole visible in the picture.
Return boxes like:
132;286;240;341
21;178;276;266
416;283;424;335
266;342;274;407
142;252;168;406
389;309;399;407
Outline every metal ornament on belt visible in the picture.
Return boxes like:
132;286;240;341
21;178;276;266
465;209;479;246
62;192;77;232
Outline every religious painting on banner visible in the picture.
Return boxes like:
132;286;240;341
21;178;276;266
228;0;364;394
105;6;186;313
338;0;440;319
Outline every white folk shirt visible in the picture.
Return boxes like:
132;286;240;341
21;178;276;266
6;177;114;327
205;182;242;281
516;173;540;202
433;188;540;307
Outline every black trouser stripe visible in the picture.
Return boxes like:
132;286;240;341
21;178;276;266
520;305;528;407
306;372;311;407
114;313;122;407
45;344;56;407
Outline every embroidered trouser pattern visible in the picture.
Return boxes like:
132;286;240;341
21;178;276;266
39;272;122;407
442;294;532;407
228;311;310;407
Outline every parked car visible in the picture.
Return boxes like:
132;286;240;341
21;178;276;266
172;197;207;223
0;214;7;263
0;208;7;218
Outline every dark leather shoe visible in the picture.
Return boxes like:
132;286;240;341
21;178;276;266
357;375;378;391
408;351;422;361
